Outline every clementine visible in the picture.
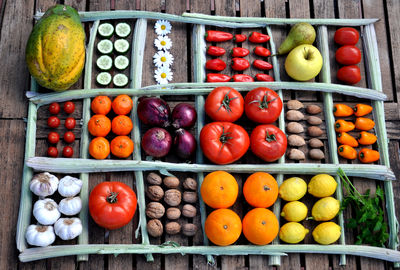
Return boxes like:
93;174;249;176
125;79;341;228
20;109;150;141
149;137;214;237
111;136;134;158
88;114;111;137
200;171;238;209
243;172;278;208
204;208;242;246
89;137;110;160
112;94;133;115
112;115;133;135
91;96;112;115
242;208;279;245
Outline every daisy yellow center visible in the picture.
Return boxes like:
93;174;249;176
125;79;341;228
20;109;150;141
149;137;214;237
160;40;166;46
161;56;167;62
161;73;167;78
161;25;166;30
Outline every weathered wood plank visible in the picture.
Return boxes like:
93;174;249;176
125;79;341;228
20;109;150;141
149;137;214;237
386;0;400;105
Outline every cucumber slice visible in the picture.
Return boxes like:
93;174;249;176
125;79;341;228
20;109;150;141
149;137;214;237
115;22;131;38
114;55;130;70
96;72;112;86
114;39;130;54
98;23;114;38
97;39;113;54
113;73;129;87
96;55;113;71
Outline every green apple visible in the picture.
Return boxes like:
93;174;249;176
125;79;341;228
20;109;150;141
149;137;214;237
285;44;323;81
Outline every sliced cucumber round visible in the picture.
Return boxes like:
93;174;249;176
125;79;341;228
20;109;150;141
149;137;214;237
114;39;130;54
113;73;129;87
96;72;112;86
115;22;131;38
98;23;114;38
96;55;113;71
114;55;130;70
97;39;113;54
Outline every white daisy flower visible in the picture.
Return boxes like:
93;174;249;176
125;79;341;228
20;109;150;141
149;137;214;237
154;66;173;84
153;50;174;68
154;20;172;36
154;35;173;51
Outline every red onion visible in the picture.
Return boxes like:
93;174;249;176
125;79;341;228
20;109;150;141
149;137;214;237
137;97;170;127
142;128;172;158
171;103;197;129
174;128;197;159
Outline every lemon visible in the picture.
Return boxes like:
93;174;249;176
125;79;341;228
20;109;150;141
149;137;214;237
312;222;341;245
281;201;308;222
308;174;337;198
279;177;307;201
311;197;340;221
279;222;309;244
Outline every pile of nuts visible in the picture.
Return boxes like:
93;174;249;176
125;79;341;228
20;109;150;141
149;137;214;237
145;172;198;238
286;100;325;160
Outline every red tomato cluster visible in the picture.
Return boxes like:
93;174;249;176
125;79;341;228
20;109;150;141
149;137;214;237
201;86;286;165
46;101;76;158
204;30;274;82
334;27;362;85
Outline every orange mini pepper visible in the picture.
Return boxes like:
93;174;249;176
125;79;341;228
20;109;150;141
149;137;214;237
337;132;358;147
353;104;373;117
338;145;357;160
358;131;377;145
355;117;375;131
333;104;353;117
358;148;380;163
335;119;355;132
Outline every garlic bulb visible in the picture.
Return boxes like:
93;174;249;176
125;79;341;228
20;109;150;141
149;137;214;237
25;224;56;247
33;198;61;225
58;176;83;197
54;218;83;240
58;196;82;216
30;172;59;197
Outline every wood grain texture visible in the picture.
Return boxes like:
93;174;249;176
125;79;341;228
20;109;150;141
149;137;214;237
386;0;400;105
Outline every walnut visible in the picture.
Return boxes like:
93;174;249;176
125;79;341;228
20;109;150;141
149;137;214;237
164;189;181;206
182;204;197;218
147;172;162;185
166;207;181;220
146;185;164;201
183;177;197;191
146;202;165;219
182;223;198;237
183;191;197;203
147;219;163;237
165;222;181;235
163;176;180;188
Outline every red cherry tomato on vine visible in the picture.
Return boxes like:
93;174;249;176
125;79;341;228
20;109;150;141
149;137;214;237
244;87;282;124
63;131;75;143
335;45;361;65
49;103;60;115
65;117;76;130
62;146;74;158
337;65;361;85
334;27;359;45
47;116;60;128
64;101;75;114
205;86;244;122
47;131;60;144
47;146;58;157
250;124;287;162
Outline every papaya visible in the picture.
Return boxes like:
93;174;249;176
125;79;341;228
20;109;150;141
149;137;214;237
25;5;86;91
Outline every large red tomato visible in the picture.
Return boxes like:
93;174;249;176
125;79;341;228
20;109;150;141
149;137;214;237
89;181;137;230
250;125;287;162
335;45;361;65
200;122;249;165
205;86;244;122
334;27;359;45
337;65;361;85
244;87;282;124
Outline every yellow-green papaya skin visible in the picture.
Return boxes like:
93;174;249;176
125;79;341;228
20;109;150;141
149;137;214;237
25;5;86;91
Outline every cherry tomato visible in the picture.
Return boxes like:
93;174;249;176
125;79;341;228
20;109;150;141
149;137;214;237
335;45;361;65
47;116;60;128
334;27;359;45
205;86;244;122
337;65;361;85
62;146;74;158
63;131;75;143
47;131;60;144
49;102;60;115
65;117;76;130
244;87;282;124
47;146;58;157
64;101;75;114
250;125;287;162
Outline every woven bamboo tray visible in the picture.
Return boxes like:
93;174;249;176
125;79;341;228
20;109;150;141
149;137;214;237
16;11;400;265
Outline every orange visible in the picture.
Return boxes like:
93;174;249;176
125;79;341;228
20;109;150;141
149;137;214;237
111;136;134;158
89;137;110;160
242;208;279;245
243;172;278;208
112;115;133;135
204;209;242;246
91;96;112;115
200;171;238;209
88;114;111;137
112;94;133;115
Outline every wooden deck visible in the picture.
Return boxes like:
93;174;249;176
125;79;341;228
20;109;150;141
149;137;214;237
2;0;400;269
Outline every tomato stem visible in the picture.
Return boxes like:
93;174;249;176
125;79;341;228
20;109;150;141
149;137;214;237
265;130;276;142
249;92;277;110
217;90;238;113
107;192;119;203
219;126;233;146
